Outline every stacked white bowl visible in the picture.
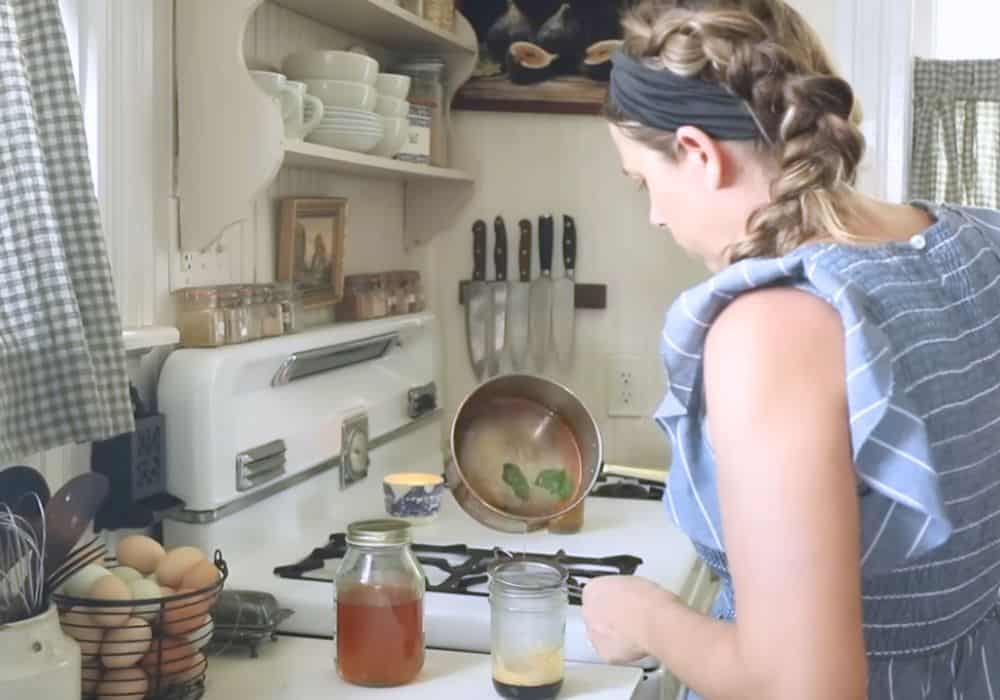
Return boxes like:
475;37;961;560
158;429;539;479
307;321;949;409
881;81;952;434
283;50;412;158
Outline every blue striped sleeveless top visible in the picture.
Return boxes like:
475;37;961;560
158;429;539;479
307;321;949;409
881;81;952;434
659;203;1000;698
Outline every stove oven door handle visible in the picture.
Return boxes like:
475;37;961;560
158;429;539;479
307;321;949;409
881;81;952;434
271;332;400;387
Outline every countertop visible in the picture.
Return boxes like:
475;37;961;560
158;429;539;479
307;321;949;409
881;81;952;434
205;636;643;700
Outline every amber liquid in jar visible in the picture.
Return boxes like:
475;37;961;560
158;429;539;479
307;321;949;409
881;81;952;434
337;584;424;686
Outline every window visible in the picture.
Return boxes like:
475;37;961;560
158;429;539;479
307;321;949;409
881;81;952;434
916;0;1000;60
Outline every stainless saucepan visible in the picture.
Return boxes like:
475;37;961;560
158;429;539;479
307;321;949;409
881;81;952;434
447;374;603;533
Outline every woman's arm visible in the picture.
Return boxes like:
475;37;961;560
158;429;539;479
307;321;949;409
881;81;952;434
584;287;867;699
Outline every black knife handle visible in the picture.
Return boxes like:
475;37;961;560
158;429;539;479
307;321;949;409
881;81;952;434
563;215;577;273
539;215;554;274
494;216;508;282
518;219;532;283
472;220;486;282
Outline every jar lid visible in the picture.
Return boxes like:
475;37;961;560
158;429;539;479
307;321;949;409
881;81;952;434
489;560;568;593
346;519;412;546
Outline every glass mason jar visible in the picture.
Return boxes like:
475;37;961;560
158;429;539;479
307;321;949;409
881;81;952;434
489;560;568;700
334;519;426;687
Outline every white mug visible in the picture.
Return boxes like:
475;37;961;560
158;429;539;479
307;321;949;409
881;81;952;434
284;81;324;140
249;70;296;121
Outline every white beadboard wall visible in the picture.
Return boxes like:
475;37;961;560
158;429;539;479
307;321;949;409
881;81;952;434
429;112;708;469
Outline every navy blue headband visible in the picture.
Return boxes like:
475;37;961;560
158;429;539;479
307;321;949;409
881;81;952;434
609;50;762;141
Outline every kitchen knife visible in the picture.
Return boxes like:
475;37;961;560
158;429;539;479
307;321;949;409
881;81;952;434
508;219;532;371
529;215;555;373
488;216;509;377
552;215;577;370
465;220;492;381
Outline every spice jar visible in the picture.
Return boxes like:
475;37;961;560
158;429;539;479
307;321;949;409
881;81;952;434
271;282;305;334
489;560;568;700
422;0;455;31
174;287;228;348
334;520;425;687
395;59;447;167
258;286;284;338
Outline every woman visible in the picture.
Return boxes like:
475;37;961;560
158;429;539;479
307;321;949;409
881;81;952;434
581;1;1000;698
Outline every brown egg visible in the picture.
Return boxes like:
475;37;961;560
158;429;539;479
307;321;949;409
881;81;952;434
98;667;148;700
163;587;213;636
82;665;101;695
115;536;166;575
100;617;152;669
141;638;198;682
154;547;206;589
86;576;134;628
179;558;219;591
60;606;103;652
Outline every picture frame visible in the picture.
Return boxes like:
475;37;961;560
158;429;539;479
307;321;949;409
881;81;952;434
453;1;626;115
277;197;347;309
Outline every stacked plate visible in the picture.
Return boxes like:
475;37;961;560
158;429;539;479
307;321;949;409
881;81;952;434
310;107;385;152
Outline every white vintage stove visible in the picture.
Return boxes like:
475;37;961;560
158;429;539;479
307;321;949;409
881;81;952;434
157;312;714;700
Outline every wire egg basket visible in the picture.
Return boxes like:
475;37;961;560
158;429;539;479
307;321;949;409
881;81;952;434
52;551;227;700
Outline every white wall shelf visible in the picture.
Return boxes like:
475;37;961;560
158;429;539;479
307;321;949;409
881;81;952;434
272;0;476;53
283;140;472;182
176;0;478;252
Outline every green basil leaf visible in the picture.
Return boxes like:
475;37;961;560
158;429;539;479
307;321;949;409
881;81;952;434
502;462;531;501
534;468;572;501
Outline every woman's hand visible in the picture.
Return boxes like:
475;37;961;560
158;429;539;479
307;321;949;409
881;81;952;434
582;575;676;664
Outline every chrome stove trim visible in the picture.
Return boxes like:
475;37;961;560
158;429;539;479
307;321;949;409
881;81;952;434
167;409;442;524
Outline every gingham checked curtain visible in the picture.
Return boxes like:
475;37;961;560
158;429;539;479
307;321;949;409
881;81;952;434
0;0;132;461
910;58;1000;207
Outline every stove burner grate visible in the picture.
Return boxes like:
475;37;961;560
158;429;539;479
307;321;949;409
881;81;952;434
273;534;643;606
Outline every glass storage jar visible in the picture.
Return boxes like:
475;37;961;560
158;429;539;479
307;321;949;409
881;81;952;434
489;560;568;700
271;282;305;334
395;59;447;167
258;287;285;338
174;286;228;348
240;285;266;342
217;285;249;344
334;519;426;687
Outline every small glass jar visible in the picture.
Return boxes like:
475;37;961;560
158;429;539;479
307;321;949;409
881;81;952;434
272;282;305;334
174;287;227;348
334;519;426;687
369;276;388;318
240;285;265;342
215;286;246;344
489;560;568;700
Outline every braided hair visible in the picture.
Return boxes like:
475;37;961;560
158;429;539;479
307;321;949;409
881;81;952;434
607;0;866;262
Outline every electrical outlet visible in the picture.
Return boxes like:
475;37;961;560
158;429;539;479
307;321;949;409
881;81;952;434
607;354;645;417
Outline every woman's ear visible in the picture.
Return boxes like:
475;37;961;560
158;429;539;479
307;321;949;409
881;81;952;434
675;126;727;191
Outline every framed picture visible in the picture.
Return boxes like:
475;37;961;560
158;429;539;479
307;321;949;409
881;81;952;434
453;1;627;115
278;198;347;308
